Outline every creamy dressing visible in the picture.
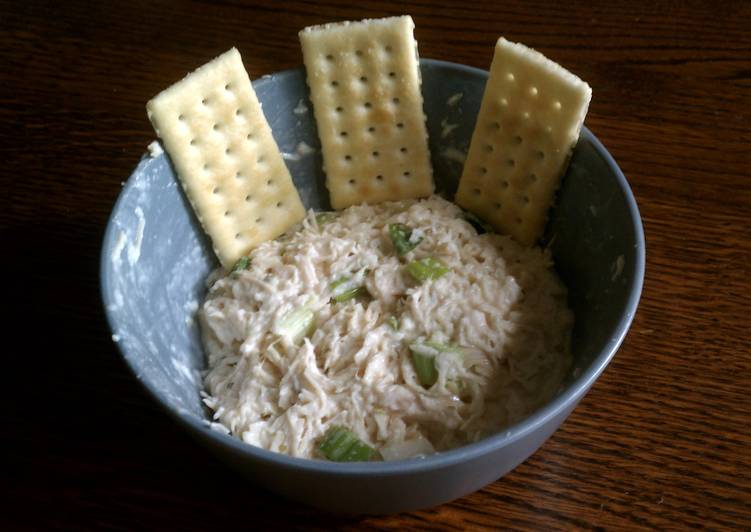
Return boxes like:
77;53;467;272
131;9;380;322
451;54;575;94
200;196;572;460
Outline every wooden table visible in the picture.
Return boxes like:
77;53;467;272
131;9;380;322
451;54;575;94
4;1;750;529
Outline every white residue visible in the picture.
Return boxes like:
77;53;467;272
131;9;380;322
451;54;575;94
282;141;315;162
447;93;463;106
127;207;146;265
172;358;196;383
111;230;127;266
293;99;308;115
113;289;124;308
112;334;121;343
611;255;625;281
184;299;199;327
147;140;164;157
441;117;459;138
442;147;466;164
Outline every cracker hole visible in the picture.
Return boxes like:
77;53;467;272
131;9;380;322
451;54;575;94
535;151;545;160
522;195;530;204
325;54;334;61
224;210;231;217
364;102;372;109
178;114;185;121
376;174;383;181
356;50;363;57
388;71;396;78
257;155;266;164
225;83;232;91
529;173;538;182
506;73;515;82
360;76;368;83
235;233;241;239
529;86;538;96
331;80;339;87
245;195;252;202
392;97;400;104
515;217;523;224
340;131;348;137
256;217;263;223
480;167;488;175
276;201;283;208
553;101;562;111
473;188;481;195
201;98;209;106
336;106;343;113
267;179;273;186
512;135;523;145
344;155;352;161
491;121;501;130
212;187;220;194
403;171;411;177
235;171;242;179
495;202;502;209
213;124;220;131
235;108;243;117
501;180;509;189
190;139;197;146
396;122;404;129
372;151;379;158
349;179;356;185
225;147;232;155
484;144;493;153
385;45;393;53
400;147;408;153
507;159;515;167
246;133;254;140
367;126;375;133
204;164;211;171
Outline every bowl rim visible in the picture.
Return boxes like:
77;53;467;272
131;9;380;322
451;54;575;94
101;58;645;476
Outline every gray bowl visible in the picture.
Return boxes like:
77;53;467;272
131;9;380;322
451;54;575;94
101;59;645;514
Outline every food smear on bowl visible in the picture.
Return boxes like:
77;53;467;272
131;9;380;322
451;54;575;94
199;196;573;461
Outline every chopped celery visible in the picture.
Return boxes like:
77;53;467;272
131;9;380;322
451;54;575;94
461;210;494;234
332;286;367;302
315;212;337;226
406;257;450;282
330;275;368;302
273;305;315;344
410;342;463;388
231;256;250;273
388;223;423;256
318;426;376;462
410;348;438;387
386;316;399;330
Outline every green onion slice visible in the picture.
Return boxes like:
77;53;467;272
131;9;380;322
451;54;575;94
315;212;338;227
406;257;450;282
231;256;250;273
388;223;423;256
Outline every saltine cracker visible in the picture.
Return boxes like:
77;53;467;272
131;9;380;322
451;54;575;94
300;16;434;209
455;38;592;245
147;48;305;268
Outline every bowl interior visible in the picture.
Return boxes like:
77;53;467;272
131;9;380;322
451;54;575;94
102;59;643;456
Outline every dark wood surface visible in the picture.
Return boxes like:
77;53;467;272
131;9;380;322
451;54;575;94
4;0;750;529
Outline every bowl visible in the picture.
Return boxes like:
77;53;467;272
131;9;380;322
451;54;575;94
101;59;645;514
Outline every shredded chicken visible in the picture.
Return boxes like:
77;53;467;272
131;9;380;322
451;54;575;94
200;196;573;459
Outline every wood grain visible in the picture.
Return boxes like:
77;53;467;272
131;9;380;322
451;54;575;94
3;0;750;529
